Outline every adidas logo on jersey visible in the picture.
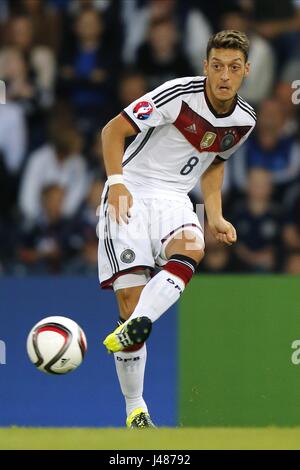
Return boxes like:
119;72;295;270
184;123;197;134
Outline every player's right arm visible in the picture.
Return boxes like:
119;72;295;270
101;114;138;224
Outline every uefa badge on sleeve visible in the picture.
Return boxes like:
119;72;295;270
133;101;153;120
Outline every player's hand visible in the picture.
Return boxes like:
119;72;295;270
107;184;133;224
208;217;237;246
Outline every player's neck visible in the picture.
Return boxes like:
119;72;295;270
204;79;236;116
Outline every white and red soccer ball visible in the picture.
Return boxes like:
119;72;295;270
26;316;87;374
133;101;153;120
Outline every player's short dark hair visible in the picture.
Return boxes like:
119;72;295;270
207;30;250;62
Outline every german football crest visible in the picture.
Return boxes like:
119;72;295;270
120;249;136;264
220;130;237;151
133;101;153;120
200;131;217;149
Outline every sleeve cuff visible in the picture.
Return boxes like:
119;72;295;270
121;111;141;134
215;155;227;162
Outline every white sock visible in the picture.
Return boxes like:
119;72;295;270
114;344;148;417
128;270;185;323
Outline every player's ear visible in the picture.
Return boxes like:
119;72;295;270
244;61;250;77
203;60;208;76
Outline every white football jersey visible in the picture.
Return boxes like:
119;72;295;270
121;76;256;201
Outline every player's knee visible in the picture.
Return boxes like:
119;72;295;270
186;248;204;265
166;231;204;265
117;288;139;320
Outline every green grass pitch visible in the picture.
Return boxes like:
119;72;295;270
1;427;300;450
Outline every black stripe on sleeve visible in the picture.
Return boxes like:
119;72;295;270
152;78;205;102
214;155;227;162
156;88;204;109
237;96;256;113
154;84;204;105
237;102;257;121
122;128;155;167
121;110;141;133
237;98;256;116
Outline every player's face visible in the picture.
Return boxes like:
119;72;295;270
204;48;249;102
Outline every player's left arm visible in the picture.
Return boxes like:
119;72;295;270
201;120;256;245
201;158;237;246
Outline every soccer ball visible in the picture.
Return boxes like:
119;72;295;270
26;316;87;374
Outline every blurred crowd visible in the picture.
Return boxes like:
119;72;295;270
0;0;300;276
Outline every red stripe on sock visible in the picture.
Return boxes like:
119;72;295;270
164;260;194;285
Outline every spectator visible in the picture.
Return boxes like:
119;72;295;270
0;15;56;150
280;43;300;84
84;130;106;177
200;227;237;274
275;80;299;137
121;0;175;65
284;251;300;274
10;0;62;52
67;0;110;15
230;98;300;197
0;0;9;25
181;5;212;76
18;184;85;274
231;168;282;272
66;177;104;274
64;0;122;62
117;69;148;110
0;216;16;274
136;17;194;89
121;0;211;74
253;0;300;67
0;47;38;111
80;177;104;230
0;100;27;220
47;0;70;12
2;15;56;107
283;186;300;251
57;8;115;138
19;123;89;223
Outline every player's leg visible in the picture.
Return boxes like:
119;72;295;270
99;189;154;350
104;229;203;353
103;231;202;425
103;197;204;352
98;192;156;426
123;229;204;323
112;276;155;428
